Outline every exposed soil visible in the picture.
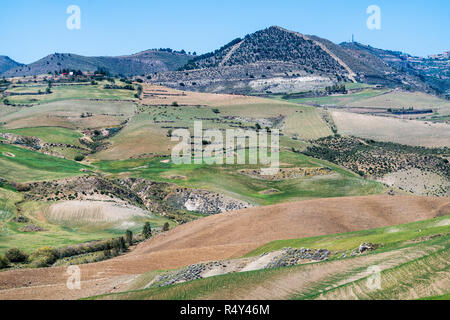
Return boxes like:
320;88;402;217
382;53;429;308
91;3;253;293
0;195;447;300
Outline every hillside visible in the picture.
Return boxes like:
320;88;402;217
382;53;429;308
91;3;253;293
147;26;440;94
145;26;357;94
93;218;450;300
183;26;347;76
0;195;447;299
0;56;22;74
339;42;444;93
1;50;192;77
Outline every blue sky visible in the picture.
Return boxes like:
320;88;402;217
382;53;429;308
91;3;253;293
0;0;448;64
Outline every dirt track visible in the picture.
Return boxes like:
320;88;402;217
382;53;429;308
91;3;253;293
0;195;448;300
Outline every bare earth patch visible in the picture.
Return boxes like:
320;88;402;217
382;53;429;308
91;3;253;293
332;110;450;148
44;200;150;225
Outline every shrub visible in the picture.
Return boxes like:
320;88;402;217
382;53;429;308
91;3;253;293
31;247;58;267
5;248;28;263
10;182;30;192
74;155;85;162
0;255;9;269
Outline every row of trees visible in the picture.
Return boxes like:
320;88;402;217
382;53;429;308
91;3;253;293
325;84;347;94
0;221;170;270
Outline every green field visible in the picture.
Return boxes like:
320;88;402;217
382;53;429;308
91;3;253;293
0;127;83;146
246;214;450;256
93;100;332;160
94;151;385;205
0;143;88;182
280;88;388;106
277;87;450;116
0;99;137;130
0;186;175;255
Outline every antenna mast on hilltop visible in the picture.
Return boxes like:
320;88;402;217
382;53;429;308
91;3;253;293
352;34;354;43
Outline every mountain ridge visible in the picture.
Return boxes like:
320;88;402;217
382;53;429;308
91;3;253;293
0;56;23;74
1;26;447;95
1;49;192;77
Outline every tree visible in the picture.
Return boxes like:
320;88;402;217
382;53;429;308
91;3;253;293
126;230;133;246
46;80;53;94
163;222;170;232
143;222;152;239
118;237;127;252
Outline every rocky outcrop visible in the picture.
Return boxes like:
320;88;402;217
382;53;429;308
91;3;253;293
23;176;145;208
264;248;330;269
0;133;44;150
119;177;252;215
23;176;252;216
167;189;251;215
152;247;331;288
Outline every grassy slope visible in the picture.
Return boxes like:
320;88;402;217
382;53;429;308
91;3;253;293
246;214;450;256
280;87;450;113
303;246;449;300
88;216;450;300
92;99;331;160
0;144;88;182
94;151;385;205
283;88;388;106
0;187;174;255
347;90;450;112
5;82;137;105
1;99;136;130
0;127;83;146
